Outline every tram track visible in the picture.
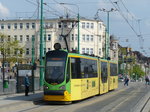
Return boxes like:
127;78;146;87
140;97;150;112
1;83;149;112
75;84;149;112
74;86;137;112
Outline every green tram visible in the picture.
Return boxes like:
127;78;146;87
43;44;118;103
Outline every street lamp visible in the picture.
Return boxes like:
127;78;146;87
39;0;44;87
59;3;80;53
32;36;35;65
100;8;117;59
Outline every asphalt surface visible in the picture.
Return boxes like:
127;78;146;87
0;82;149;112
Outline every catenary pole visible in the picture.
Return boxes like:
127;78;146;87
77;12;80;53
40;0;44;87
100;8;116;59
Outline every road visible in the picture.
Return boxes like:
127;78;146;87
1;82;150;112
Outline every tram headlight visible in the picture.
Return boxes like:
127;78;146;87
44;85;49;90
64;91;69;96
59;85;66;90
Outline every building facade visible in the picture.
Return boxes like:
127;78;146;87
0;18;117;65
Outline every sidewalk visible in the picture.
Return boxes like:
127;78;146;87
0;90;43;110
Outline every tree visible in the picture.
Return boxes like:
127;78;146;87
132;64;145;79
0;33;24;66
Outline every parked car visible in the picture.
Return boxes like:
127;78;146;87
118;77;124;82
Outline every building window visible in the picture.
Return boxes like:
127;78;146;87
91;23;94;29
32;23;35;29
86;23;89;28
8;35;11;41
71;22;75;28
26;23;29;29
63;22;67;28
14;48;18;55
99;23;102;29
86;35;89;41
44;22;48;28
1;23;4;29
26;48;29;55
86;48;89;54
14;23;17;29
82;48;85;54
49;22;53;28
48;48;51;51
26;35;29;41
44;48;46;54
71;34;74;41
14;35;17;41
7;23;11;29
103;35;105;39
82;34;85;41
91;35;94;41
99;48;101;55
90;48;93;54
114;52;116;58
75;34;78;40
59;36;63;41
82;22;85;28
20;35;23;42
48;34;51;41
58;22;62;28
99;35;101;41
20;23;23;29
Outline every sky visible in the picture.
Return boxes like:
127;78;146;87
0;0;150;57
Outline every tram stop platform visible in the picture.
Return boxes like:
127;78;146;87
0;91;43;112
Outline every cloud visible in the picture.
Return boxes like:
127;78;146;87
0;2;10;17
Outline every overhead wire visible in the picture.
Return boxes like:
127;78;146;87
119;0;137;20
119;0;145;50
110;0;139;37
108;0;148;55
25;0;63;18
51;0;79;17
43;3;63;17
51;0;102;37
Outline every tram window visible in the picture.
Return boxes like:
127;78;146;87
80;58;98;78
71;57;97;79
110;63;117;76
101;62;108;83
71;58;81;79
66;58;70;82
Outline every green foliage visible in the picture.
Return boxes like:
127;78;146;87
132;64;145;77
0;32;24;63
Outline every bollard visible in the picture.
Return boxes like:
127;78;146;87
3;80;9;88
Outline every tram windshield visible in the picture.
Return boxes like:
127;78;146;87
45;60;65;84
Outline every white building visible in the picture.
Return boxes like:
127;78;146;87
0;18;117;65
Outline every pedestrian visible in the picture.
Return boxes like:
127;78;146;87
124;75;129;86
24;74;30;96
145;75;150;85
